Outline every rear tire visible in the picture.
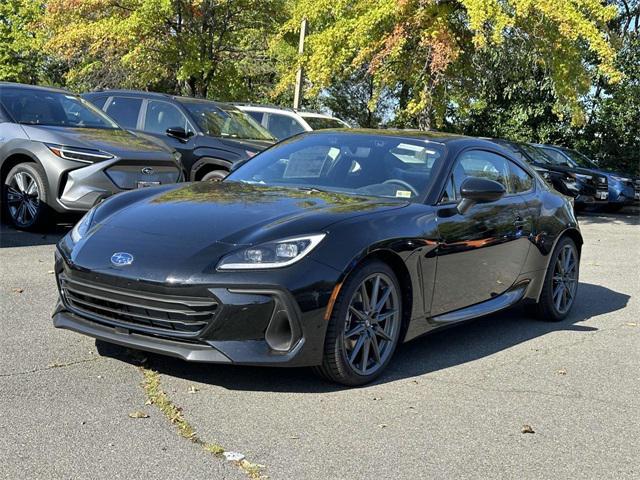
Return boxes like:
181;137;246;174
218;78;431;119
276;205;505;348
200;169;228;182
533;237;579;322
314;260;402;386
2;163;52;231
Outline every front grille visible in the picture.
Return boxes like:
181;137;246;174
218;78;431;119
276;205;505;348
59;275;218;336
105;164;181;189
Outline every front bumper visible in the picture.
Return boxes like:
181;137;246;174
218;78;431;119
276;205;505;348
35;144;182;213
608;183;635;205
52;253;338;367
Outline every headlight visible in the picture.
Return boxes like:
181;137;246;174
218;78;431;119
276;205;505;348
46;144;114;163
70;209;96;243
217;234;326;270
569;172;592;181
611;175;631;183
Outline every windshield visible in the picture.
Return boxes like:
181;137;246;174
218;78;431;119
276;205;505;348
0;87;119;129
560;148;599;169
226;133;445;201
303;116;348;130
182;101;274;140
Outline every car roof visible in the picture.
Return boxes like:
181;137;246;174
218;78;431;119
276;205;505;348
304;128;493;146
235;104;340;119
82;89;230;108
0;82;74;95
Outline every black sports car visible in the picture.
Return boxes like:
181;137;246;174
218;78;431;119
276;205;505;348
53;130;582;385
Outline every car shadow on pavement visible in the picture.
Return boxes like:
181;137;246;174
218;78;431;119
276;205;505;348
576;206;639;227
0;222;72;248
100;281;630;393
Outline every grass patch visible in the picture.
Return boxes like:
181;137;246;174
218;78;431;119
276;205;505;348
141;367;265;479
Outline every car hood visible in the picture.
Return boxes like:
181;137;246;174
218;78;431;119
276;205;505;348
21;125;174;158
215;137;275;153
68;182;408;280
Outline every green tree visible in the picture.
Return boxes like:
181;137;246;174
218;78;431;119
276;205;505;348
274;0;620;129
43;0;286;99
0;0;63;84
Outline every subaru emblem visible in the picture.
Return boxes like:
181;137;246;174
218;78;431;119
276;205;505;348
111;252;134;266
141;167;154;175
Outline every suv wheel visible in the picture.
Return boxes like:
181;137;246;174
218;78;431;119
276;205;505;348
3;163;51;230
201;169;228;182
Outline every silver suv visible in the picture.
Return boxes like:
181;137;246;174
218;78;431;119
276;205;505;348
0;83;183;230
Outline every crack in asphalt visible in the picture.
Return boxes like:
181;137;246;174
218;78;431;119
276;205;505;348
0;357;100;377
140;367;266;479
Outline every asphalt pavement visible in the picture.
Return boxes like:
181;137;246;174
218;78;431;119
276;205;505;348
1;207;638;479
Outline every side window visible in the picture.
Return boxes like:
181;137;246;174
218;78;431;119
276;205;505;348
266;113;306;140
144;100;189;134
87;95;109;109
543;148;569;166
246;111;264;124
452;150;509;197
508;161;533;193
440;175;456;203
105;97;142;129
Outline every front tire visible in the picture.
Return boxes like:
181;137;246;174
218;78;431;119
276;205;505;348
315;260;402;386
534;237;579;321
2;163;51;231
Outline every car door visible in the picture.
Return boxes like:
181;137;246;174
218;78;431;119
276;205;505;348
430;149;531;316
140;99;198;171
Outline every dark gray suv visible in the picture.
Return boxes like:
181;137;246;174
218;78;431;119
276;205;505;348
0;83;183;230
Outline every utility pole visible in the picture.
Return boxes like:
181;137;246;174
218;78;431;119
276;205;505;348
293;18;307;110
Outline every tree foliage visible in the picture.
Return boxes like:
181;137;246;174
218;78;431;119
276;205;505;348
0;0;63;84
43;0;286;99
275;0;620;128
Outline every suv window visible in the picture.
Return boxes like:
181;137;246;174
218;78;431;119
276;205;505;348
246;111;264;124
542;148;569;166
508;161;534;193
267;113;306;140
144;100;190;134
452;150;509;196
105;97;142;129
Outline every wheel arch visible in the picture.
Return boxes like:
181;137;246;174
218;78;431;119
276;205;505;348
327;248;414;341
1;151;41;185
190;157;233;181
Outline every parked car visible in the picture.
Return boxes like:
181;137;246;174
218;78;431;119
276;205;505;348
492;139;609;209
83;91;275;182
0;83;183;230
53;130;582;385
533;144;639;211
235;104;350;140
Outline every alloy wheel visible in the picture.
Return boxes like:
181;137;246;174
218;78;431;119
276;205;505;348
552;244;578;314
342;272;400;376
6;171;41;227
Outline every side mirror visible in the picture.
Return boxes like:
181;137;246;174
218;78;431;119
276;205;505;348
457;177;505;214
166;127;192;140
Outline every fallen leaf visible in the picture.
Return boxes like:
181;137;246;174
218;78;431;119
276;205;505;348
521;424;535;434
12;288;24;294
128;410;149;419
